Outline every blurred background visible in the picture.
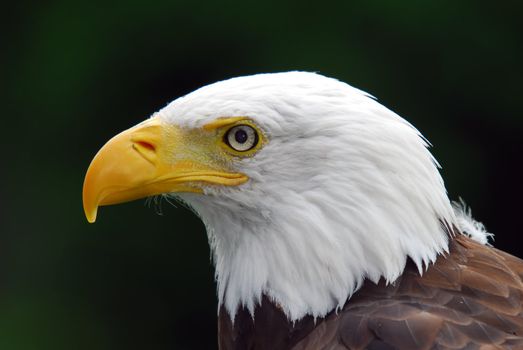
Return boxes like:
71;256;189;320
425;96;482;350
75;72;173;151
2;1;522;349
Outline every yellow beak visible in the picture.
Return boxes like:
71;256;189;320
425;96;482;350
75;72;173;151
82;117;248;223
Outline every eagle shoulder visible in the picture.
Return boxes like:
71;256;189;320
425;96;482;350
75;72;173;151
219;235;523;350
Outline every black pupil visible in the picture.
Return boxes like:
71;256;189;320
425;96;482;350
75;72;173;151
234;129;248;144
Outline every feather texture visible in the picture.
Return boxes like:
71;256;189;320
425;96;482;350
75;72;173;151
143;72;507;349
156;72;477;320
218;235;523;349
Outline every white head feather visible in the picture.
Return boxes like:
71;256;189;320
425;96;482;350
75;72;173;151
155;72;488;321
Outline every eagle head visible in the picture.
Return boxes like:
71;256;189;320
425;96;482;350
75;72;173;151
83;72;459;321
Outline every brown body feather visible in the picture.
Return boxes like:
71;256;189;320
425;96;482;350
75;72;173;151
218;235;523;349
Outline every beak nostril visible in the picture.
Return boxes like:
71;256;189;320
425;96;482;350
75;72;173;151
135;140;156;152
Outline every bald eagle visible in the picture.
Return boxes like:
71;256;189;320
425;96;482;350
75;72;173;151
83;72;523;349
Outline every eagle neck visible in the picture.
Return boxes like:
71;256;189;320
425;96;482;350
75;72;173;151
177;189;454;322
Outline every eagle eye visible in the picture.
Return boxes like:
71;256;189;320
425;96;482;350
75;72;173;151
224;125;259;152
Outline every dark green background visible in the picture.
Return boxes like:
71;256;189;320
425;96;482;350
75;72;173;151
2;1;522;349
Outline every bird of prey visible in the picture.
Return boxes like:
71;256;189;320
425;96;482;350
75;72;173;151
83;72;523;349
